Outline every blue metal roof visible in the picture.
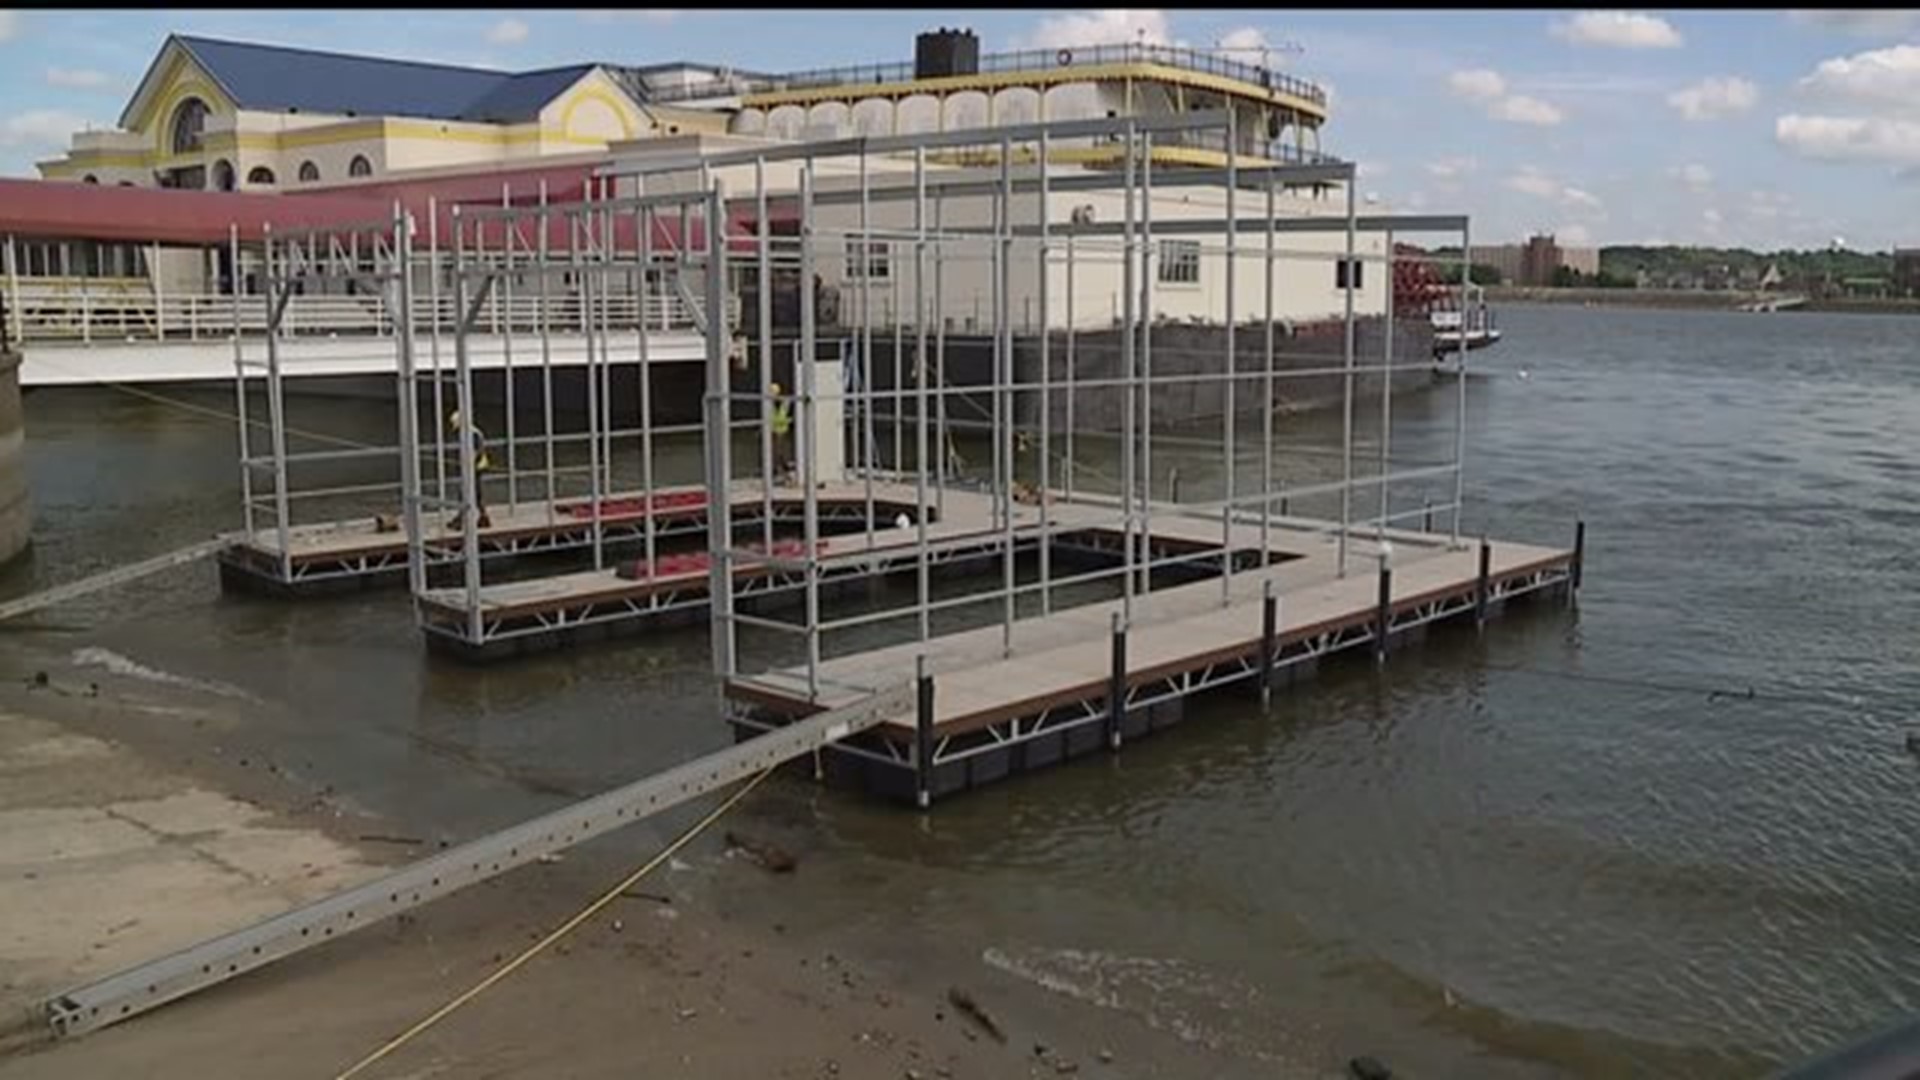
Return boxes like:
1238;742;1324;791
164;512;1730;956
457;65;600;123
169;36;593;123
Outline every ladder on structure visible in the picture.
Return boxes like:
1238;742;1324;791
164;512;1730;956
45;681;915;1040
0;535;234;624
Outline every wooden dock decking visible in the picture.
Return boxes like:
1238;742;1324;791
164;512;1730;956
722;512;1578;802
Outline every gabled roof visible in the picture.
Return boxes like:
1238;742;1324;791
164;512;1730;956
457;65;600;123
121;35;627;129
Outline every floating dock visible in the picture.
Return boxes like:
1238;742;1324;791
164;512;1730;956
215;483;915;596
725;518;1578;805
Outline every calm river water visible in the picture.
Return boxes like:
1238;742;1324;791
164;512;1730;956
5;303;1919;1076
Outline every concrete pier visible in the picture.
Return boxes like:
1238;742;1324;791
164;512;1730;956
0;348;30;567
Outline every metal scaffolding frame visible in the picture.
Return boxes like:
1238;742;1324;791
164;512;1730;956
404;184;732;649
693;112;1477;704
227;209;418;588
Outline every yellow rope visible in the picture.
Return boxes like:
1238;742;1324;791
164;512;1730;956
334;767;774;1080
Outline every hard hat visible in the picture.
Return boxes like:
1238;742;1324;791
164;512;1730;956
448;409;463;428
770;382;783;396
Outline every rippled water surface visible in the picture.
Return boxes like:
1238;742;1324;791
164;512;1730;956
6;304;1920;1076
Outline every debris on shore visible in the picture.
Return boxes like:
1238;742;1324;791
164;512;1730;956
946;986;1005;1044
725;830;798;873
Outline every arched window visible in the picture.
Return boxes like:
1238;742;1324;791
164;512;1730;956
211;159;235;191
170;97;209;154
82;174;99;184
247;166;276;185
348;154;373;178
298;160;319;183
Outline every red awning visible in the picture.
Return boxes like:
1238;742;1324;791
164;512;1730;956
0;171;802;256
0;178;399;245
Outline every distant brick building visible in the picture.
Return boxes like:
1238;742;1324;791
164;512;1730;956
1472;233;1597;285
1895;249;1920;299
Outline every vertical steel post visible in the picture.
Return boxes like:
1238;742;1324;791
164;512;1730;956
428;198;447;509
452;209;483;645
1475;536;1491;628
799;163;822;700
754;158;775;557
1120;122;1137;624
501;184;519;511
1108;611;1127;751
1261;174;1275;562
1379;229;1395;542
706;182;736;678
859;151;876;545
933;192;948;519
1138;133;1155;604
1038;129;1053;617
915;654;934;810
998;135;1015;658
1260;577;1276;710
575;211;605;570
914;146;932;646
539;182;555;510
1221;109;1237;604
1337;169;1357;577
1572;519;1586;592
230;225;253;541
638;201;658;578
1453;221;1470;542
1064;223;1076;501
394;205;426;598
261;225;293;585
1374;555;1392;665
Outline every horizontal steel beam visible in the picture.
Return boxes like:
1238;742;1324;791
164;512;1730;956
0;536;232;623
979;212;1467;239
598;110;1253;177
43;681;915;1040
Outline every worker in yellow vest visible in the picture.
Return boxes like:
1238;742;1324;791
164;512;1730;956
769;383;794;483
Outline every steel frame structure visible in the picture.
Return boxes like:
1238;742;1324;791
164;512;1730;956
693;111;1480;707
403;183;738;647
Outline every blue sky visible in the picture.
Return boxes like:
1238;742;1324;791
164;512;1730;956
2;8;1917;251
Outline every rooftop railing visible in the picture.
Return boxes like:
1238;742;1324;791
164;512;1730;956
642;43;1327;108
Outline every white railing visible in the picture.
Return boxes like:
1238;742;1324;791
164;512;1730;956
7;285;707;345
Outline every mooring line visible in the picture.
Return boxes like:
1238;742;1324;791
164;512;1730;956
332;767;773;1080
24;353;375;451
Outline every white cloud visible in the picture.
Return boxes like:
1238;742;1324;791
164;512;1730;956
486;17;529;44
1551;10;1683;48
1512;170;1559;197
1556;223;1596;246
1403;190;1430;210
1798;45;1920;113
1776;113;1920;164
1446;68;1564;125
1218;26;1269;53
1493;94;1565;125
1562;185;1602;209
1702;208;1724;226
1671;163;1714;191
1448;68;1507;101
1355;161;1389;180
1666;76;1758;121
0;108;90;149
0;10;18;43
1788;10;1920;36
45;67;112;90
1507;167;1605;212
1425;156;1477;179
1020;9;1171;49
